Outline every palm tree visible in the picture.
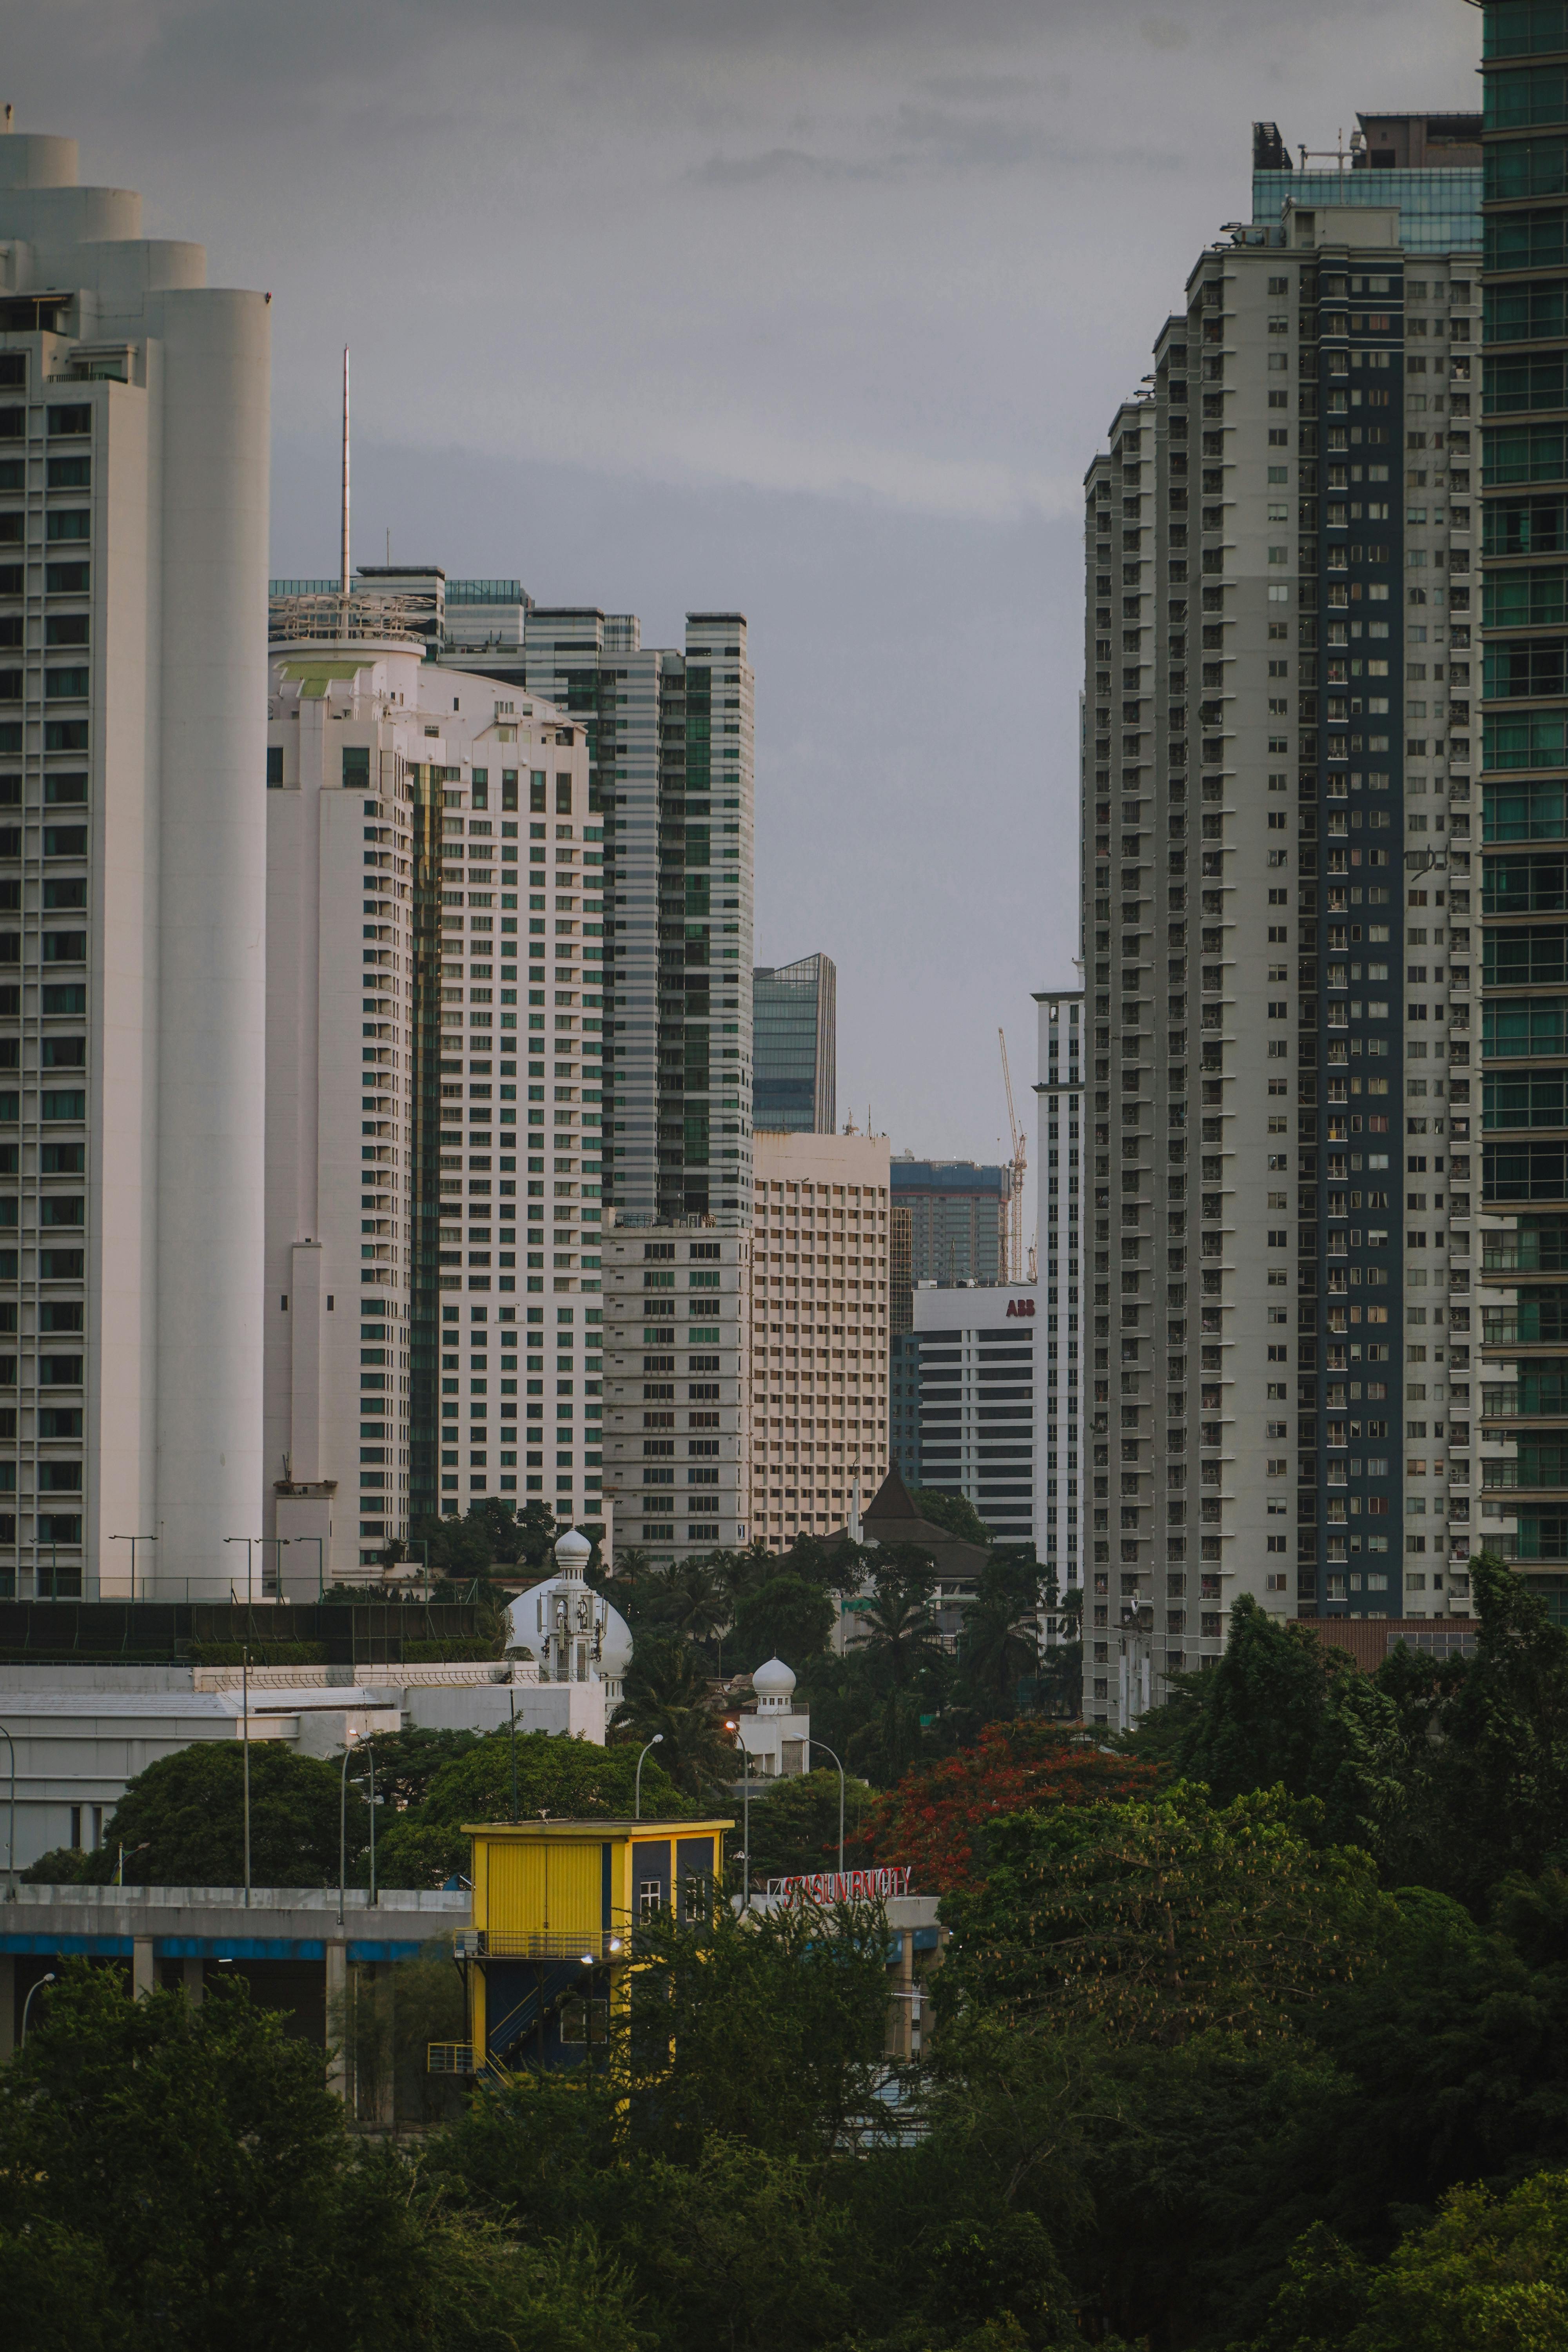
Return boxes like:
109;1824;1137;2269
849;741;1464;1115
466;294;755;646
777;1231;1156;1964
958;1592;1041;1708
860;1575;941;1691
611;1638;737;1801
651;1555;728;1647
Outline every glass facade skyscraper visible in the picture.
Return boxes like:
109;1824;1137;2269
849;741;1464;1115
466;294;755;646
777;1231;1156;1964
753;953;835;1132
1480;0;1568;1609
890;1158;1013;1287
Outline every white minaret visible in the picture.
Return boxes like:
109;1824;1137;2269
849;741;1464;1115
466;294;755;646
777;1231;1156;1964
506;1529;633;1702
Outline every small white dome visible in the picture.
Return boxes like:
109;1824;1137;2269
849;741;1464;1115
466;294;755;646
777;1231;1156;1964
752;1655;797;1697
553;1527;592;1576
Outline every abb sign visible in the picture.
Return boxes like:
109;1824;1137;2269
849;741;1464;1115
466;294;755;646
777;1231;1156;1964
1005;1297;1035;1318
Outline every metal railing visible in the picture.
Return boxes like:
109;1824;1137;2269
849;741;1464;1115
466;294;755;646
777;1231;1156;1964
453;1929;631;1962
268;591;433;646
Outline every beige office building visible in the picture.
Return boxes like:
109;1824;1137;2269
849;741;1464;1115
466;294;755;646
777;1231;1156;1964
749;1129;891;1549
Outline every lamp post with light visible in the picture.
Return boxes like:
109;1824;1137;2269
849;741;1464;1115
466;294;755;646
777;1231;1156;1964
634;1733;663;1820
723;1717;755;1911
108;1534;158;1601
338;1728;361;1927
0;1722;14;1903
20;1970;54;2044
809;1737;846;1883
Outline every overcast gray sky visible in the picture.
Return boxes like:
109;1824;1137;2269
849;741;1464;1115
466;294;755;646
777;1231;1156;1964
11;0;1479;1245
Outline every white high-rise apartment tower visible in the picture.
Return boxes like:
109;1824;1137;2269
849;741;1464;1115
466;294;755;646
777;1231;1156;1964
264;597;603;1582
0;123;269;1599
1083;115;1482;1728
1034;991;1086;1605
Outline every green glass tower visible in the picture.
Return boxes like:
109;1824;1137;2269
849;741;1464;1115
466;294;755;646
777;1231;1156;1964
1481;0;1568;1606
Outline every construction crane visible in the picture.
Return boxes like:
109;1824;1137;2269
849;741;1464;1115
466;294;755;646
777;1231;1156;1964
998;1028;1027;1286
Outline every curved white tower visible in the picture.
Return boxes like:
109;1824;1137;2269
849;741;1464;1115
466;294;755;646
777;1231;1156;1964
0;123;270;1597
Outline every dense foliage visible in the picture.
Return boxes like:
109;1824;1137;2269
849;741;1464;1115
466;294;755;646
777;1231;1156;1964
33;1550;1568;2347
25;1728;690;1891
0;1968;641;2352
863;1719;1158;1893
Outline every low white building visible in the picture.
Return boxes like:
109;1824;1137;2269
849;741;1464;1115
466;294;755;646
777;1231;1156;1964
733;1655;809;1778
0;1654;603;1871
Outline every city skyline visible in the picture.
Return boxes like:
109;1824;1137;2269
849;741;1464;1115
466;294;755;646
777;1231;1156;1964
2;0;1480;1207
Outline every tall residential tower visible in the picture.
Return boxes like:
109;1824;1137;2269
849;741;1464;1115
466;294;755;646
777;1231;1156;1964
1082;114;1482;1726
0;125;269;1599
1477;1;1568;1613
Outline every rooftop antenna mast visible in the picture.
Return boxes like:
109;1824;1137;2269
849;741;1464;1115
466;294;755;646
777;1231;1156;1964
339;346;351;606
998;1027;1027;1287
1298;127;1363;181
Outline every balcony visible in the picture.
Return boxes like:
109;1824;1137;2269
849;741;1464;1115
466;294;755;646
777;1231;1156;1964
1482;1454;1568;1491
1483;1381;1568;1421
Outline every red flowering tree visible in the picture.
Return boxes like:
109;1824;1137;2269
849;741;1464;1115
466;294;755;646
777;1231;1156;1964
861;1720;1161;1896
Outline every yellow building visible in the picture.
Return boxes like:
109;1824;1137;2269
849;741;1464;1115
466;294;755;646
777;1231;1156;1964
433;1815;731;2075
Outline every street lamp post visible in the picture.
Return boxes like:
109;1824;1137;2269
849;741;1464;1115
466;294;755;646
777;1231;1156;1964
406;1535;430;1603
109;1534;158;1602
634;1733;663;1820
809;1738;846;1883
263;1536;290;1599
20;1970;54;2044
723;1717;755;1911
292;1534;325;1602
241;1643;251;1910
364;1732;377;1908
0;1722;15;1902
224;1535;258;1607
338;1728;361;1928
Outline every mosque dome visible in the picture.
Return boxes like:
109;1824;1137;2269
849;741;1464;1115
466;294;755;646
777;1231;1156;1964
504;1530;632;1700
553;1527;593;1576
752;1656;797;1708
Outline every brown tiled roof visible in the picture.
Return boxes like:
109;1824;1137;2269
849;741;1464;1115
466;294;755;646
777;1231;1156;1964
1297;1615;1477;1673
826;1466;990;1579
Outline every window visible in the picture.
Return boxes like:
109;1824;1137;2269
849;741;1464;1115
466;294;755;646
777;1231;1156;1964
267;746;283;787
342;745;369;789
44;512;89;543
638;1878;661;1919
45;457;89;489
530;770;546;813
47;406;91;437
555;773;572;815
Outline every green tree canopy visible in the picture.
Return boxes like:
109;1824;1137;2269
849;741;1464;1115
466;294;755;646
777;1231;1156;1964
938;1782;1388;2046
376;1727;691;1887
610;1634;739;1801
1248;2171;1568;2352
730;1571;836;1671
739;1766;877;1885
23;1740;368;1889
0;1965;641;2352
909;1488;991;1544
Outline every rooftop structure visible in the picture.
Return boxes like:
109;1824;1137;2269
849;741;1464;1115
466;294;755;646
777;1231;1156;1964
753;953;836;1133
